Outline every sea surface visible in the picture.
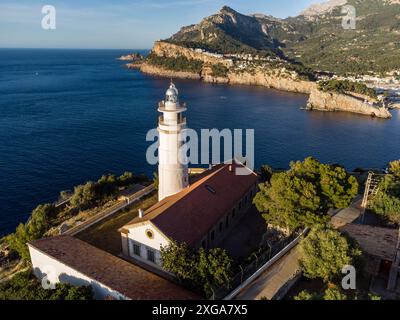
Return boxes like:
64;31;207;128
0;48;399;236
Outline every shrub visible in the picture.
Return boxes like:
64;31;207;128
294;290;320;300
323;287;347;300
318;80;377;99
6;204;55;260
211;63;229;77
254;157;358;231
299;228;362;283
369;174;400;224
0;270;93;300
70;181;97;210
160;241;233;297
147;53;203;73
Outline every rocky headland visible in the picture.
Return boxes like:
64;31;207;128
133;41;392;119
307;89;392;118
139;41;316;94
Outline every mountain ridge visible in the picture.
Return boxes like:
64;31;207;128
166;1;400;75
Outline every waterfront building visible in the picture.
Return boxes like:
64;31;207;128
119;83;258;269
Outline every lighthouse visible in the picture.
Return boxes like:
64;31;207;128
157;82;189;201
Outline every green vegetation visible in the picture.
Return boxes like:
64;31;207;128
160;241;233;297
70;172;142;210
211;63;229;77
253;157;358;231
318;80;377;99
389;160;400;177
6;204;55;261
153;171;159;192
369;161;400;224
299;228;362;283
5;171;147;261
294;286;348;300
147;53;203;73
292;228;381;300
285;61;316;81
0;269;93;300
259;164;273;182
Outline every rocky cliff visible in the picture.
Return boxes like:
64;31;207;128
226;70;316;93
307;89;392;118
139;40;392;118
140;63;201;80
152;41;233;67
141;41;315;94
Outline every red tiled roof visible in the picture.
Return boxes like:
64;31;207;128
122;162;258;246
29;235;200;300
340;224;399;261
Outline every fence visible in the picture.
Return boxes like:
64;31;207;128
64;184;155;236
211;228;308;300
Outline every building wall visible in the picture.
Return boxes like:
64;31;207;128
122;182;258;267
28;245;127;300
125;223;170;268
201;183;258;250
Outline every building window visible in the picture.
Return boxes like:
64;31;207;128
133;243;141;256
147;249;155;263
225;216;229;228
219;222;223;232
211;230;215;241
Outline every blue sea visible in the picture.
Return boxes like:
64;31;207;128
0;48;399;236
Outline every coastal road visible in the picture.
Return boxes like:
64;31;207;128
234;247;301;300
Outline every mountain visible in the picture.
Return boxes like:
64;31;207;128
166;1;400;75
168;6;283;56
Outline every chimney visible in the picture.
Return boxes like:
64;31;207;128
138;208;144;218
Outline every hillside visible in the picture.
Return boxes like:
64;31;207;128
135;1;396;118
166;1;400;75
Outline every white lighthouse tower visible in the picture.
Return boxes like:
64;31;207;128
157;82;189;201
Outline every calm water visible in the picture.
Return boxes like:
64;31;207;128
0;48;399;236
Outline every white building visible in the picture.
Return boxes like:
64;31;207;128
28;235;199;300
120;83;258;271
28;82;258;299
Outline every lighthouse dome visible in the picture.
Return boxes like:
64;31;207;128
165;82;178;103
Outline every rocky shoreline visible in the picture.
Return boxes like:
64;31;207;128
307;89;392;119
140;62;316;93
124;41;393;119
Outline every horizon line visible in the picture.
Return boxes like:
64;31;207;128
0;47;152;50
